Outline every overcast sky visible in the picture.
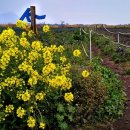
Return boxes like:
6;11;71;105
0;0;130;25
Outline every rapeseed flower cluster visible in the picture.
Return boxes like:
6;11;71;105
82;70;90;78
20;37;30;48
27;116;36;128
0;28;17;46
48;75;72;90
0;47;18;70
0;20;77;129
21;32;27;37
31;41;43;51
43;25;50;32
42;63;56;76
21;90;31;102
5;104;14;113
39;122;46;129
16;107;26;118
3;76;25;88
28;30;34;37
16;20;30;30
60;56;67;63
35;92;46;101
73;49;81;57
64;92;74;103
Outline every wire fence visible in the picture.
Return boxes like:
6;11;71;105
95;25;130;47
80;26;130;61
103;24;130;35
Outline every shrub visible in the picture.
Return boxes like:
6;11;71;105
0;22;75;130
71;65;107;128
70;58;126;129
91;58;126;124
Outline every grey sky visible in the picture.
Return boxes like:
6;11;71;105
0;0;130;25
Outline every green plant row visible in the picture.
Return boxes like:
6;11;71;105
71;57;126;129
92;32;130;63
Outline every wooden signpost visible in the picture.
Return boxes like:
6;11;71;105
20;6;46;33
30;6;36;33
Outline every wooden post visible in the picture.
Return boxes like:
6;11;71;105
30;6;36;33
118;33;120;43
89;30;92;61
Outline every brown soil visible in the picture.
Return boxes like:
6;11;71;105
92;45;130;130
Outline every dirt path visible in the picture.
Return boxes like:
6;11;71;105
92;46;130;130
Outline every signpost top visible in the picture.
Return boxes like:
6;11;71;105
20;6;46;22
20;6;46;33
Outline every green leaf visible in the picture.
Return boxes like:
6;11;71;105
67;105;75;113
57;103;64;112
68;115;73;122
59;122;68;130
56;114;64;121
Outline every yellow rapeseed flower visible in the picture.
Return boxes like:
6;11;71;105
73;49;81;57
20;38;30;48
42;63;56;76
28;50;39;63
82;70;90;78
57;45;65;53
60;56;66;63
27;116;36;128
39;122;46;129
28;30;34;37
16;20;30;30
18;61;33;74
64;92;74;103
21;32;27;37
5;105;14;113
35;92;46;101
31;41;42;51
28;106;34;113
22;90;31;102
43;25;50;32
16;107;26;118
43;50;53;64
49;75;72;90
28;76;37;86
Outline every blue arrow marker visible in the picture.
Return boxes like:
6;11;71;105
35;15;46;20
20;8;46;22
20;8;31;22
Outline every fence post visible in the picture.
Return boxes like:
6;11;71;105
89;30;92;61
30;6;36;33
117;33;120;43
